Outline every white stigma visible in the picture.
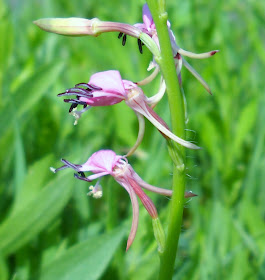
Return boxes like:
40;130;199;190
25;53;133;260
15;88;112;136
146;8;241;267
50;167;56;173
87;185;103;199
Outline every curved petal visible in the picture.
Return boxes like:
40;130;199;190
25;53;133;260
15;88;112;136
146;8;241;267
178;48;219;59
126;113;145;157
127;177;157;219
132;170;196;198
126;94;200;149
132;171;173;196
117;179;139;251
136;66;160;86
147;78;166;107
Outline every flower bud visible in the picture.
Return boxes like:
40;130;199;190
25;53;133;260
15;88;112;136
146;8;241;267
33;17;101;36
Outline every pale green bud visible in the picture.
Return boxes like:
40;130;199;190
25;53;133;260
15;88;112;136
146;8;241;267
33;17;101;36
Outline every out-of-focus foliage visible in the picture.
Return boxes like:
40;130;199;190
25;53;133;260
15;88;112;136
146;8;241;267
0;0;264;279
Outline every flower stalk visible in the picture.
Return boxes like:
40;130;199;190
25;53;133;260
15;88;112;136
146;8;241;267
146;0;188;279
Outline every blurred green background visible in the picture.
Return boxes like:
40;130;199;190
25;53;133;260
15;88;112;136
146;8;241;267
0;0;264;279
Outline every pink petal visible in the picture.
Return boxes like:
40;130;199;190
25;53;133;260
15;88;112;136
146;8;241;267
133;23;147;33
81;150;122;175
84;171;111;181
142;4;154;31
127;177;158;219
132;170;173;196
117;179;139;251
89;70;126;97
126;93;200;149
79;94;123;106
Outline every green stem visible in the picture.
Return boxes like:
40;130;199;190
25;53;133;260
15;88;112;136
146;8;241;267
146;1;186;279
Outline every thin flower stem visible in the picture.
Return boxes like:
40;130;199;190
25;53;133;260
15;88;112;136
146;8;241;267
146;0;186;279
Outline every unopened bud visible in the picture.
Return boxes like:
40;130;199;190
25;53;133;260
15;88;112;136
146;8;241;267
34;17;101;36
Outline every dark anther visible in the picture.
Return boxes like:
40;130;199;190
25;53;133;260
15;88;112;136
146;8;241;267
78;171;86;177
64;99;88;106
69;103;78;112
137;39;143;54
74;173;92;182
122;34;127;46
118;32;123;39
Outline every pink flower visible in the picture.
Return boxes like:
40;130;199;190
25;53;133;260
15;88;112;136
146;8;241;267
58;70;200;152
134;4;219;94
50;149;196;250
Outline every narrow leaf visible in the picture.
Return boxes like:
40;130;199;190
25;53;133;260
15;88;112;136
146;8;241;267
40;226;126;280
0;173;73;256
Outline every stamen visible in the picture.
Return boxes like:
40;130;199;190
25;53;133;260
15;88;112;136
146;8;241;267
50;165;68;173
70;106;91;125
87;181;103;199
122;34;127;46
63;99;87;106
78;171;86;177
75;83;102;91
58;92;92;99
137;39;143;54
118;32;123;39
61;159;82;171
74;173;92;182
69;103;78;113
67;87;93;95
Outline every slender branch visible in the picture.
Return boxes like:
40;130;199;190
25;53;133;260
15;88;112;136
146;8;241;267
146;1;186;279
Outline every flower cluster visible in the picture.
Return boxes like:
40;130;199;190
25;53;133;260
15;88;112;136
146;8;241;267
35;3;217;251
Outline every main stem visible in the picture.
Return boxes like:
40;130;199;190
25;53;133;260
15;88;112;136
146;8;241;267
146;1;186;279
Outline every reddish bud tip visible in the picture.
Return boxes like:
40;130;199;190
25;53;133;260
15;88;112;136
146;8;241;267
210;50;220;56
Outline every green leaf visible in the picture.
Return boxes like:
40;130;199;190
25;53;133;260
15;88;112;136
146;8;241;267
13;62;64;117
112;103;136;147
0;62;64;137
40;226;126;280
200;115;223;169
11;154;54;215
0;173;73;256
13;122;27;201
0;255;9;280
233;100;257;158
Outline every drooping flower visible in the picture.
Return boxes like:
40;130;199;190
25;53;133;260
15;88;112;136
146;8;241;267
50;149;196;250
133;4;219;94
58;70;200;153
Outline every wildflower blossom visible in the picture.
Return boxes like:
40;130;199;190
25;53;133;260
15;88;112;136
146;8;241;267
50;149;196;250
58;70;200;152
132;4;219;94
